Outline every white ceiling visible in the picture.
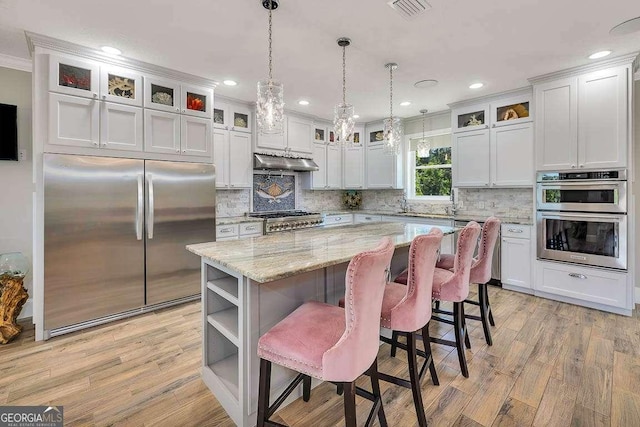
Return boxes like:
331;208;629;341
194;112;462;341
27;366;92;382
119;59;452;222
1;0;639;122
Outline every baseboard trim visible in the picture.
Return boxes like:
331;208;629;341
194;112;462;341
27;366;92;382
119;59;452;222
636;287;640;304
18;298;33;320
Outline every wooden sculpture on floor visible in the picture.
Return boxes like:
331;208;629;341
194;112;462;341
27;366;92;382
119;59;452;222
0;252;29;344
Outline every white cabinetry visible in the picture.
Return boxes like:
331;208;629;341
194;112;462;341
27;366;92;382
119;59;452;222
214;100;252;133
535;66;629;171
144;110;181;154
99;66;143;107
490;123;534;186
453;129;491;187
48;93;100;148
323;213;353;227
216;223;263;241
144;77;182;113
213;129;252;189
303;143;342;190
343;145;365;189
366;145;403;189
100;102;143;152
255;114;313;156
451;92;533;188
49;54;99;98
354;214;382;223
501;224;532;292
181;116;212;156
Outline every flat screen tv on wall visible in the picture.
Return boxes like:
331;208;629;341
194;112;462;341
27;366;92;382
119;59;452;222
0;103;18;161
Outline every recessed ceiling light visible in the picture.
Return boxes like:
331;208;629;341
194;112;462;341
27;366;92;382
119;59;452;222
400;101;411;106
414;79;438;89
469;82;484;89
353;114;360;119
588;50;612;59
298;100;309;106
610;17;640;36
101;46;121;55
223;80;237;86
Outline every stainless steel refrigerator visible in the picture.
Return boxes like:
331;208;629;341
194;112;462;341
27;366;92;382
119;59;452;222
43;153;215;334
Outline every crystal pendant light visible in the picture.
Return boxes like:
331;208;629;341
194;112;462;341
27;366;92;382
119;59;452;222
332;37;355;145
416;109;431;157
383;63;403;155
256;0;284;135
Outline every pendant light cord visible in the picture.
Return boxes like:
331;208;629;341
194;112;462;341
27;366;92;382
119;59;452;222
342;45;347;105
389;65;393;120
268;0;273;82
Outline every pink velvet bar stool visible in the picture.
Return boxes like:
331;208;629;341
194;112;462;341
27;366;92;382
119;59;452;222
256;238;395;427
393;221;481;378
434;217;501;346
376;228;443;427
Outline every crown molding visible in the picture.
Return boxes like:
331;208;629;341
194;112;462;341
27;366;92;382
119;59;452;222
0;53;32;72
447;86;532;109
528;52;640;85
25;31;218;89
402;109;451;124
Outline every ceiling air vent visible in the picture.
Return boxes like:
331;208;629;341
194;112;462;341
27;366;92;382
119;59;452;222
387;0;432;20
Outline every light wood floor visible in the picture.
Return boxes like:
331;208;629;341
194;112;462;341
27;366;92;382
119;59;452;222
1;287;639;427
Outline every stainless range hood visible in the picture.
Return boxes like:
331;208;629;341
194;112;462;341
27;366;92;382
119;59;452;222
254;153;319;172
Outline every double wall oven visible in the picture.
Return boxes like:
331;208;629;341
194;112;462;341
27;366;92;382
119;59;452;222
536;170;627;270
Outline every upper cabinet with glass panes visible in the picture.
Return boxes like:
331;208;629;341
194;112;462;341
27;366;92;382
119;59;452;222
49;55;100;99
490;95;532;128
144;77;181;113
181;85;213;119
213;99;252;133
100;66;143;107
451;103;489;133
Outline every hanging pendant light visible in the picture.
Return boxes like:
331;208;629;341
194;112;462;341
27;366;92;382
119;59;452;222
332;37;355;145
383;63;403;155
416;109;431;157
256;0;284;135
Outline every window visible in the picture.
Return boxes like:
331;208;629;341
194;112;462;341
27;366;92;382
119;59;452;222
407;131;452;200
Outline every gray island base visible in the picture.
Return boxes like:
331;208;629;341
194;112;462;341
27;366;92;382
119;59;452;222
187;222;455;427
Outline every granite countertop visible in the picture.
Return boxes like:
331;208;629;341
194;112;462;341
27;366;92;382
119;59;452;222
187;222;455;283
216;216;265;226
323;210;532;225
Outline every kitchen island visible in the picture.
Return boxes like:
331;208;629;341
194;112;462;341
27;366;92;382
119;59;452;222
187;222;455;427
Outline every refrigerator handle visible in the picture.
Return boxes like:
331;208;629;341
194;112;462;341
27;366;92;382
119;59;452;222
147;173;154;239
136;173;144;240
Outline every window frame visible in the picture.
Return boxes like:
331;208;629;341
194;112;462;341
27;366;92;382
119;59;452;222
405;128;453;202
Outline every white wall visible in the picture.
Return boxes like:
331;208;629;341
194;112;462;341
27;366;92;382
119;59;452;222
0;66;33;317
635;79;639;302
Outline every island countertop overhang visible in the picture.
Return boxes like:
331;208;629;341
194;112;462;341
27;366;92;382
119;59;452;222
187;222;456;283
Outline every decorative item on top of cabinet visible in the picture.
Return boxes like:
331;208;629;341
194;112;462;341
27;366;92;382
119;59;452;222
452;103;489;133
48;54;99;99
490;95;532;128
181;84;213;119
213;100;252;133
144;76;181;113
100;66;143;107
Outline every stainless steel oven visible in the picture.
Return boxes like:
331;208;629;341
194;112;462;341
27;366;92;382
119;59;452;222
537;210;627;270
537;170;627;213
536;170;627;270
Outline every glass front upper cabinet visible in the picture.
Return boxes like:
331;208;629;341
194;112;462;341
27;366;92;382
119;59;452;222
144;77;181;113
213;100;251;133
314;126;326;143
491;95;533;127
100;66;143;107
181;85;213;119
452;104;489;133
49;54;99;98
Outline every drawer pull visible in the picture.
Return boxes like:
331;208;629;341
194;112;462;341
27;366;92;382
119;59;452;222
245;226;256;231
508;228;523;233
220;227;233;233
335;217;342;221
568;273;587;280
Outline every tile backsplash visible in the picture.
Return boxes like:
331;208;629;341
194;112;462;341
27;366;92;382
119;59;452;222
216;189;251;217
456;188;533;219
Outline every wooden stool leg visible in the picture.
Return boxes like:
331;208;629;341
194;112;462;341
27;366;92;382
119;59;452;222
257;358;272;427
486;285;495;326
453;302;469;378
302;375;311;402
478;283;493;346
407;332;428;427
390;330;399;357
421;323;439;386
462;302;471;349
336;383;344;395
343;381;357;427
369;359;388;427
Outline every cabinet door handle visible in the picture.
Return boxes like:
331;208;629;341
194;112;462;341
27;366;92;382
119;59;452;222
579;164;584;168
568;273;587;280
147;173;155;240
571;164;576;169
220;227;233;233
336;217;342;221
508;228;523;233
245;226;256;231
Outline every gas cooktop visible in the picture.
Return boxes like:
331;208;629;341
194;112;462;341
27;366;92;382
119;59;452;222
248;211;324;233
